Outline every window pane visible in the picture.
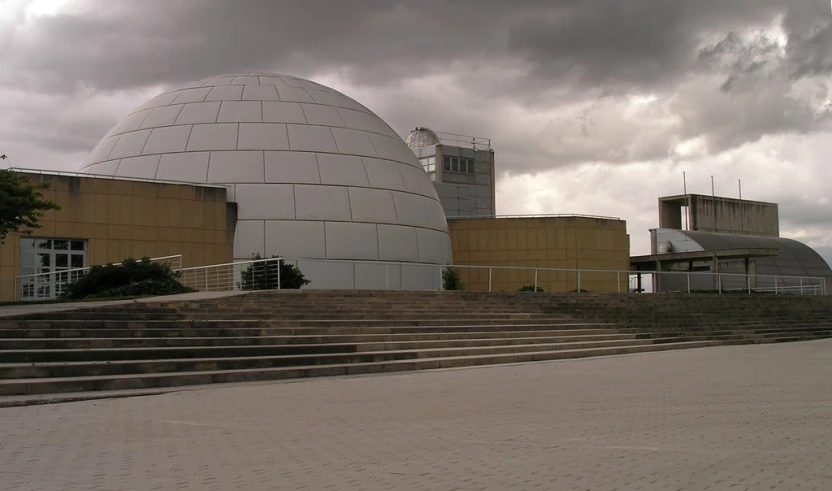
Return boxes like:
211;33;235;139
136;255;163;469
443;156;451;171
20;238;34;251
71;255;84;268
36;239;51;249
54;240;69;250
38;253;51;268
56;254;69;268
71;240;85;251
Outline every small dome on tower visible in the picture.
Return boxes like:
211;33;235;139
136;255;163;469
405;127;440;148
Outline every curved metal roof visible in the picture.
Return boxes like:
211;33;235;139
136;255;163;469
680;230;832;278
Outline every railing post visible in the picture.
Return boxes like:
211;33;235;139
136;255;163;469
534;269;539;291
439;265;443;291
385;264;389;290
617;271;621;293
800;278;804;295
747;274;751;295
577;270;582;292
277;258;282;290
717;273;722;294
488;267;493;292
686;273;691;294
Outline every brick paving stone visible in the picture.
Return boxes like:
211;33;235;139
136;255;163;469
1;340;831;490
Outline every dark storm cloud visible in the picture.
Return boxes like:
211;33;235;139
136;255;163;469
4;0;827;93
2;0;831;165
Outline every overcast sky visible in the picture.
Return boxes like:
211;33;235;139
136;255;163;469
2;0;832;262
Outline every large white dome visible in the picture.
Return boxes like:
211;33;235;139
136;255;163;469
81;73;452;287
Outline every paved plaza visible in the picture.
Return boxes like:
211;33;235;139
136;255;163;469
1;340;831;490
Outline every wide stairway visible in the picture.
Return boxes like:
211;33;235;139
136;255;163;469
1;291;831;398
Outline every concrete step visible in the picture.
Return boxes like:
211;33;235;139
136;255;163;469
0;340;729;396
0;316;583;328
0;323;619;339
0;338;677;378
0;332;639;350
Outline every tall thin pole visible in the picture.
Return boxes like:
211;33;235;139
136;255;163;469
683;172;688;230
739;179;744;235
711;175;716;233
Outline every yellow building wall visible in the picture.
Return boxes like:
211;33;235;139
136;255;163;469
0;173;236;301
448;216;630;293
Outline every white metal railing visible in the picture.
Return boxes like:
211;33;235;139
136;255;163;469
178;257;282;292
13;255;183;301
436;132;492;151
626;270;827;296
446;213;622;221
176;256;828;296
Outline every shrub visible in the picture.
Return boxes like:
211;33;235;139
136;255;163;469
87;277;194;299
239;254;310;290
519;285;545;292
442;266;465;291
570;288;590;293
62;257;193;299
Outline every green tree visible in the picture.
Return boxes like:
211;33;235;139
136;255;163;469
442;266;465;291
0;170;60;244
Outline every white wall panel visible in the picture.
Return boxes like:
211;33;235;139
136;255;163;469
205;86;243;101
142;125;192;154
349;188;397;224
337;108;396;137
109;130;152;159
87;136;120;164
187;123;238;151
115;155;161;179
301;104;346;127
276;87;315;103
317;154;369;187
207;151;264;183
264;151;320;184
140;105;184;129
400;165;438;198
234;184;295;220
417;228;446;263
393;192;429;227
325;222;379;260
377;225;419;262
233;220;265;259
172;87;211;104
262;102;307;124
175;102;221;125
111;111;150;135
331;127;378;157
423;198;449;231
230;76;260;86
265;220;326;259
362;159;407;191
238;123;289;151
294;185;351;221
217;101;262;123
287;124;338;153
242;85;280;101
156;152;210;182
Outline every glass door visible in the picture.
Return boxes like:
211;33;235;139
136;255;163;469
20;238;88;300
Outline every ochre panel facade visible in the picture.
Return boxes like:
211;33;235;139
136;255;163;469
0;173;236;301
448;217;630;293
